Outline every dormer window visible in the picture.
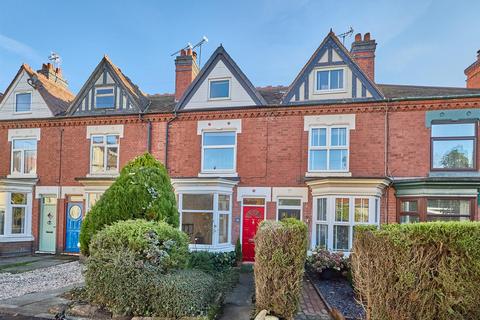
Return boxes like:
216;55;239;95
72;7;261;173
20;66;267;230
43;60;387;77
209;79;230;100
316;69;344;92
15;92;31;113
95;87;115;109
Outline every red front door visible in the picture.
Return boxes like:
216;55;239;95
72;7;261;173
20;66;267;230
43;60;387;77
242;205;265;262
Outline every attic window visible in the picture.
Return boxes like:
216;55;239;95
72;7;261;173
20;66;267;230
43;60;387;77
95;87;115;109
209;79;230;100
315;69;344;92
15;93;31;113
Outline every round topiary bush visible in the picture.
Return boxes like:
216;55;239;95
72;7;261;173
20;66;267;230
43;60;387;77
80;153;178;255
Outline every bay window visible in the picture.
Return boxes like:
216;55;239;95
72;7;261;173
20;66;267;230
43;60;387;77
90;135;119;174
309;127;348;172
431;122;476;170
312;196;379;251
11;139;37;175
202;131;236;173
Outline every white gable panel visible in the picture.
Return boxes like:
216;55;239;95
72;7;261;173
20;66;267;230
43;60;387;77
318;51;328;63
332;50;342;62
183;60;256;110
0;71;53;120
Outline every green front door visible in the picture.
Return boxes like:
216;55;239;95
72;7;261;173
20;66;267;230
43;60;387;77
39;196;57;253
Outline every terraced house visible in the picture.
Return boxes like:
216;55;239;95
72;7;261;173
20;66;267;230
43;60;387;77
1;31;480;260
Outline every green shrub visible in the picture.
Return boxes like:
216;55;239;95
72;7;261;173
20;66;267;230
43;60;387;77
80;153;178;255
235;237;242;263
89;219;189;272
254;218;308;320
188;251;236;274
352;222;480;320
85;248;216;317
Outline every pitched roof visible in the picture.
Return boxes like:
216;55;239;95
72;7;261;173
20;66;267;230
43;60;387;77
67;56;148;114
146;94;175;113
1;64;74;116
282;31;384;104
378;84;480;99
257;86;289;105
176;45;267;110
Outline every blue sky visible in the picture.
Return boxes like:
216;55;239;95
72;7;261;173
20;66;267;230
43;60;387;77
1;0;479;94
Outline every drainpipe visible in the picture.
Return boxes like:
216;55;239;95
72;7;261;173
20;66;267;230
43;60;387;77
138;101;152;153
165;110;178;170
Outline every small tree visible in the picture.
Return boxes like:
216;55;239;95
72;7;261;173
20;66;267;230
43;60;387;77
80;153;178;255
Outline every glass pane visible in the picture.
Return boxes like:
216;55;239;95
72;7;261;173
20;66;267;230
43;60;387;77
91;145;105;172
106;135;118;145
13;139;36;150
375;198;379;223
333;225;349;251
329;149;348;170
278;208;301;220
209;80;229;98
181;212;213;244
427;215;470;222
278;198;302;206
354;198;369;223
317;198;327;221
432;140;474;169
243;198;265;206
96;95;115;108
400;200;418;213
427;199;470;217
12;150;22;174
11;193;27;205
400;215;420;224
15;93;31;112
182;194;214;211
96;88;114;95
309;150;327;170
331;128;347;146
317;71;329;90
88;193;101;211
219;214;229;243
11;207;25;234
315;224;328;249
92;136;104;144
203;132;236;146
218;194;230;211
203;148;234;170
106;147;118;171
311;128;327;147
335;198;349;222
330;70;343;89
0;208;4;235
24;150;36;174
431;123;475;137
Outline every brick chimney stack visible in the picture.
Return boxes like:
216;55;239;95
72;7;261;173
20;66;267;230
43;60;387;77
175;48;199;101
350;32;377;82
465;50;480;88
37;63;68;88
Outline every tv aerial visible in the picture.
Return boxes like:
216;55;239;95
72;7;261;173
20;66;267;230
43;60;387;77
171;36;209;67
48;51;61;68
338;27;354;45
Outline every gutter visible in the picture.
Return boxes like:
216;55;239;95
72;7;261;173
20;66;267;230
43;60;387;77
165;110;178;170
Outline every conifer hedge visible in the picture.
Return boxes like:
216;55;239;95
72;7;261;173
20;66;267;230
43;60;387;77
254;218;308;320
351;222;480;320
79;153;178;255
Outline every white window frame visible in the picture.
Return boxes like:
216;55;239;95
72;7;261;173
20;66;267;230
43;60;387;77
14;91;32;114
276;197;303;221
0;191;33;241
201;130;237;174
89;134;120;175
308;126;349;172
314;67;346;94
86;192;103;213
94;86;115;109
208;78;231;101
10;138;37;177
178;192;233;251
311;196;380;252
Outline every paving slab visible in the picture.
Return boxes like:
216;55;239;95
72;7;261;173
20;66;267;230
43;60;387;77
220;271;254;320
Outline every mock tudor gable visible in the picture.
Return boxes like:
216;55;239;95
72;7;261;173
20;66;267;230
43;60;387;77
282;31;383;105
176;45;266;111
67;56;148;115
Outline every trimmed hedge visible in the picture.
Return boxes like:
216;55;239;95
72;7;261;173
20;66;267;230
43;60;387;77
80;153;178;255
188;251;237;274
351;222;480;320
254;218;308;320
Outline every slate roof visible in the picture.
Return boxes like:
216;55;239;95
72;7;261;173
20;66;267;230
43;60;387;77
1;64;74;116
378;84;480;99
146;94;175;113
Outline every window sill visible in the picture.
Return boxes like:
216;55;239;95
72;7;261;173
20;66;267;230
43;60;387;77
305;171;352;178
312;89;347;95
7;174;37;179
198;172;238;178
13;111;33;115
0;235;34;242
188;243;235;252
86;173;119;178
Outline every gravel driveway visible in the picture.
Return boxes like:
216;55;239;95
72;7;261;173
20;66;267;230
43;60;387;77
0;261;84;300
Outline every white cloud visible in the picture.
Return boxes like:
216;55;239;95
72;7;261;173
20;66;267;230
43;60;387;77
0;33;41;62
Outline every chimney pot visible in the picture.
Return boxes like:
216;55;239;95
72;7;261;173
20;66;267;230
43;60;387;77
37;62;68;88
465;49;480;88
350;32;377;81
175;49;199;101
364;32;371;41
355;33;362;42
